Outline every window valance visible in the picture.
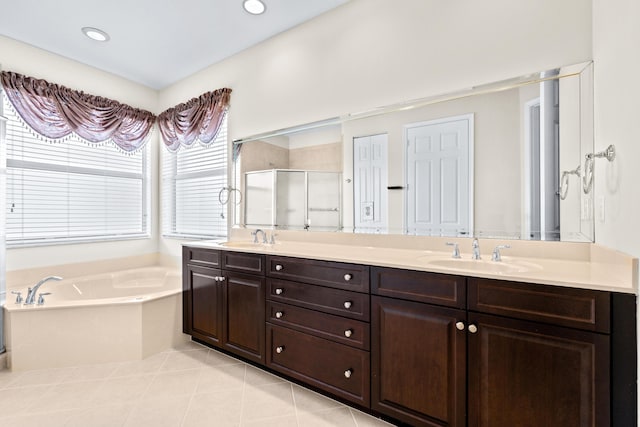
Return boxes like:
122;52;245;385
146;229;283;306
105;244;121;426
1;71;156;153
157;88;231;152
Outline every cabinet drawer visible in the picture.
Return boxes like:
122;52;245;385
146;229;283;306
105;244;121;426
267;301;370;350
268;278;370;321
266;256;369;292
371;267;466;309
184;247;221;268
267;324;370;406
222;251;265;274
468;278;611;333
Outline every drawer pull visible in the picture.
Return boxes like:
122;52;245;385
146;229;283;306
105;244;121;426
275;288;284;295
468;324;478;334
455;321;465;331
344;329;353;338
344;369;353;379
276;346;285;354
343;301;352;309
343;273;353;281
275;311;284;319
275;264;283;271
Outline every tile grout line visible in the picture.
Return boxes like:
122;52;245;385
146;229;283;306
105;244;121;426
238;362;248;426
290;382;301;427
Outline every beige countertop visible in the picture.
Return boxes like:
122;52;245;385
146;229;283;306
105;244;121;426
185;232;638;294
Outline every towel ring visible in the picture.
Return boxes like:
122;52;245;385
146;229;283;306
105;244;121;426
582;145;616;194
560;165;581;200
218;187;243;205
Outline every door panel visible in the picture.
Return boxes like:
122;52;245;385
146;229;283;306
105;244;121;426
372;296;466;427
406;116;471;236
467;312;610;427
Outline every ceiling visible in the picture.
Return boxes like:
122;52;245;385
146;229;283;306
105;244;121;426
0;0;348;89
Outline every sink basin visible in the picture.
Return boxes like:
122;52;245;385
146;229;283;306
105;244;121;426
217;241;267;249
422;257;541;275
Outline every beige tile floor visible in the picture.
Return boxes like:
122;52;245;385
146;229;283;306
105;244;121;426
0;342;395;427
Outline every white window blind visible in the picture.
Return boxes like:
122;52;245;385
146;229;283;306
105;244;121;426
162;116;228;239
3;94;149;247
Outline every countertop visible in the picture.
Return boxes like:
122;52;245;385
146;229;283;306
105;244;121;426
185;236;638;294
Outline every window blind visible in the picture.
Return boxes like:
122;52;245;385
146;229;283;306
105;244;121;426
3;95;149;247
162;116;228;239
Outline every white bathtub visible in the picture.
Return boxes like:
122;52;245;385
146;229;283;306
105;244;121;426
3;266;189;371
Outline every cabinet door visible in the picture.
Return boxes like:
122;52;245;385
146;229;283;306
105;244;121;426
371;296;466;427
467;313;610;427
185;264;223;346
223;270;266;364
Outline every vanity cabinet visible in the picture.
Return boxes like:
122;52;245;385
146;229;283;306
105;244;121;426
265;255;371;406
371;267;467;427
467;278;611;427
183;246;636;427
183;247;266;364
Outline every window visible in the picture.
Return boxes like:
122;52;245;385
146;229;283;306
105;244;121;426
162;116;228;239
3;95;149;247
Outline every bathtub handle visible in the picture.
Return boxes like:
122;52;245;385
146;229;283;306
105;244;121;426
37;292;51;305
11;290;23;304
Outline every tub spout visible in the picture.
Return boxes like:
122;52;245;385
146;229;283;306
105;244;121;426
25;276;63;305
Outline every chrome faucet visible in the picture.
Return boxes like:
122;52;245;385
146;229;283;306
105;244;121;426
446;242;461;258
491;245;511;262
251;229;268;244
24;276;62;305
471;238;481;260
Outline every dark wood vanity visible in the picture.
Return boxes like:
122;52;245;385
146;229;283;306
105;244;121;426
182;246;637;427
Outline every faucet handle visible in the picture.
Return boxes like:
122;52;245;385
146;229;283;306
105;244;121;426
491;245;511;262
37;292;52;305
445;242;461;258
11;290;23;304
269;233;277;245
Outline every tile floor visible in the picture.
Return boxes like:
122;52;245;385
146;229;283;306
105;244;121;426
0;341;395;427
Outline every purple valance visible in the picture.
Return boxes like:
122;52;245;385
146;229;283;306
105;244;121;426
158;88;231;152
1;71;156;152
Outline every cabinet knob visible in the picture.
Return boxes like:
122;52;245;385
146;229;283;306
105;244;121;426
275;288;284;295
344;329;353;338
344;273;353;281
343;301;352;309
275;264;283;271
468;324;478;334
275;311;284;319
455;321;465;331
219;276;225;282
344;369;352;379
276;346;285;354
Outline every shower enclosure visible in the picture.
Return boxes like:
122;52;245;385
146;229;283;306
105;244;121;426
244;169;342;231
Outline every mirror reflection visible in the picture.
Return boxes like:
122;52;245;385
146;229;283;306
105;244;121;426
232;62;594;242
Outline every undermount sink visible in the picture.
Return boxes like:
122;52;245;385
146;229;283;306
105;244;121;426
422;257;541;275
217;241;268;249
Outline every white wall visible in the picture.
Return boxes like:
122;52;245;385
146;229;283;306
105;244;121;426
0;36;160;271
158;0;592;258
592;0;640;258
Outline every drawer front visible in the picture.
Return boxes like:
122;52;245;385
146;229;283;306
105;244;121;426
468;278;611;333
267;324;370;406
267;301;370;350
184;246;221;268
371;266;466;309
222;251;265;274
267;256;369;292
268;278;370;321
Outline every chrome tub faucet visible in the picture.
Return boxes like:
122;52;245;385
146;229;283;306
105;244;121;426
24;276;62;305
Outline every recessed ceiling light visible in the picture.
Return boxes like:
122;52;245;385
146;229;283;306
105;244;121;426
81;27;110;42
243;0;266;15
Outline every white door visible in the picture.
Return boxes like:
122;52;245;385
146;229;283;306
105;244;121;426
405;115;472;236
353;134;388;232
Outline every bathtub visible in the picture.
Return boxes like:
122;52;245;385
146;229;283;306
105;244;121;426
3;266;190;371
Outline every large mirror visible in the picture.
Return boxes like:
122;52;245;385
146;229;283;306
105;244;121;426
231;62;594;242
